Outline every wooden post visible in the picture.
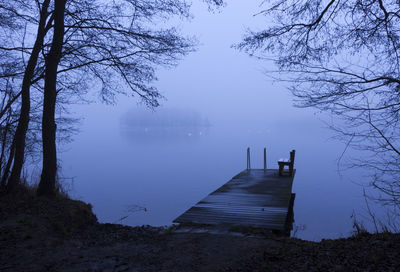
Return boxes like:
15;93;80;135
289;150;295;176
247;147;251;170
264;148;266;170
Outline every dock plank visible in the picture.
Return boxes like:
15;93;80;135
174;169;295;230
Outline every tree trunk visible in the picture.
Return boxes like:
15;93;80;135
1;139;14;189
6;0;51;192
37;0;66;197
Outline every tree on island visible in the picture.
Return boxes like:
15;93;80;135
237;1;400;209
0;0;222;196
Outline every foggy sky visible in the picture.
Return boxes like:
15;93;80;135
70;1;315;129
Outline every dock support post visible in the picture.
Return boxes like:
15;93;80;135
264;148;267;171
247;147;251;170
289;150;295;176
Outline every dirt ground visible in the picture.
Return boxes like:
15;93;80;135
1;191;400;271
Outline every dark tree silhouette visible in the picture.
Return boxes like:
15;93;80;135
204;0;224;7
0;78;19;189
37;0;66;197
237;1;400;207
0;1;53;192
6;0;52;193
35;0;196;196
0;0;208;195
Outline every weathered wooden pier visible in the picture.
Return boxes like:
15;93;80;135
174;148;296;235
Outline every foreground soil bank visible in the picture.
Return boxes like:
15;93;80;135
1;192;400;271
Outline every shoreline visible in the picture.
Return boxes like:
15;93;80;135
1;192;399;271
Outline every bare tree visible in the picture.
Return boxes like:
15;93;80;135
6;0;52;193
0;77;19;189
34;0;197;196
37;0;66;196
0;0;222;196
0;1;52;191
237;1;400;207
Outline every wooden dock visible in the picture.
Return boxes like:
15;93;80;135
174;167;296;233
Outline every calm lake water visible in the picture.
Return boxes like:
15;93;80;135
60;102;382;241
59;1;387;241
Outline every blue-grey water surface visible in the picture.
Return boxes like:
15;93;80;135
61;101;378;241
60;1;385;241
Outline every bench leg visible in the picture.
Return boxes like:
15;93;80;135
279;164;284;176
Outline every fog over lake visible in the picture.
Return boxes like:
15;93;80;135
60;1;385;241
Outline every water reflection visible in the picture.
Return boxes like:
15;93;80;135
62;104;384;241
120;126;210;143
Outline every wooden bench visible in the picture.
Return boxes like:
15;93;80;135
278;150;295;176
